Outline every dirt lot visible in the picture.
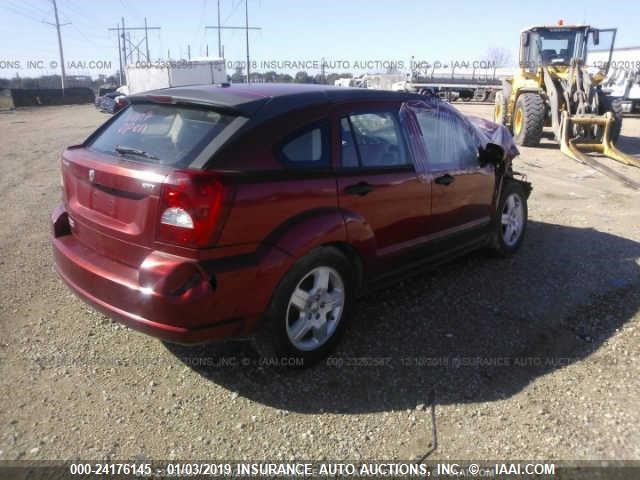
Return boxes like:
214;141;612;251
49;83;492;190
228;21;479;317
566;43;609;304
1;103;639;462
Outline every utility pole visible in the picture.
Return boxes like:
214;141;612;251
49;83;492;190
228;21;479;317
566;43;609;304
187;45;191;60
144;17;150;62
121;17;127;65
217;0;222;57
109;19;160;66
116;25;123;85
46;0;69;92
244;0;250;82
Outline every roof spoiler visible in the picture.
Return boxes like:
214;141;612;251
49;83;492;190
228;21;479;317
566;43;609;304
127;94;242;115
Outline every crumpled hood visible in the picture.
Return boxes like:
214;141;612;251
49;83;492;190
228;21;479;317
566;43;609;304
466;115;520;161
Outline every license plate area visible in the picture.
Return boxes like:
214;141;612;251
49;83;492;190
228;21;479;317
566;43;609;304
91;188;116;217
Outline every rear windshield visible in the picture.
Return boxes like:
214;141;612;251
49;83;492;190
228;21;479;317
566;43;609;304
89;103;236;167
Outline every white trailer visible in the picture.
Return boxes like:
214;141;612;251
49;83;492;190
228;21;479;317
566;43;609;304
125;58;227;95
394;66;515;103
589;46;640;115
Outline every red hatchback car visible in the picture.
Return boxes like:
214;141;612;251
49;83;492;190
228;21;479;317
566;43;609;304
52;84;531;364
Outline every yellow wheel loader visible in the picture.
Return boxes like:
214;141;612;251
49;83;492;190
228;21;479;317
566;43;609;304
494;22;640;189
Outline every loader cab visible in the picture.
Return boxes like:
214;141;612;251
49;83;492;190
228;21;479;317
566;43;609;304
519;25;616;73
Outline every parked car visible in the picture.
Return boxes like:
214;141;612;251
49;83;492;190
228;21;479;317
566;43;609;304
51;84;531;365
94;91;128;114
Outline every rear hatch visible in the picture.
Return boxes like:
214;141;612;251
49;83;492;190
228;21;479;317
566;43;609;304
61;101;239;267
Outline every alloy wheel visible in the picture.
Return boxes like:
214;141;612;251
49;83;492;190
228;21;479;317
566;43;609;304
285;266;345;351
501;193;524;247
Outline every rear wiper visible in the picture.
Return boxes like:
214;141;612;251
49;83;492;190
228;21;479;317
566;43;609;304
115;145;159;160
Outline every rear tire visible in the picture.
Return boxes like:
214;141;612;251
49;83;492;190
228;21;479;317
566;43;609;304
490;180;528;257
512;93;545;147
253;247;355;368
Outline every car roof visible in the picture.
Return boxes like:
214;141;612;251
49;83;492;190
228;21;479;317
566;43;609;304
128;83;419;117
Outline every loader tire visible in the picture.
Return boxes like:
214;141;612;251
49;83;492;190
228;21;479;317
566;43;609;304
493;91;508;125
512;93;545;147
598;95;623;143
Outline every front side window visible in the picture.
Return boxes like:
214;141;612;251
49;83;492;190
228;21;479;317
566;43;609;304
340;117;360;168
89;103;236;167
415;109;479;171
340;112;409;168
278;122;329;168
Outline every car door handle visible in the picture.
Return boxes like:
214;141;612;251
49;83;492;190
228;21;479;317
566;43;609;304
344;182;374;196
435;174;455;186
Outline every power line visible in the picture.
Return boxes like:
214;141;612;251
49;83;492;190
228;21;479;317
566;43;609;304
118;0;146;26
68;21;112;49
56;8;112;49
195;0;208;56
63;0;110;29
59;5;111;39
222;0;243;25
2;2;46;23
205;0;262;81
6;0;49;19
108;19;161;66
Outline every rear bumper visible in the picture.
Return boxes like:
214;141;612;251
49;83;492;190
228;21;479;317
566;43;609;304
51;205;291;344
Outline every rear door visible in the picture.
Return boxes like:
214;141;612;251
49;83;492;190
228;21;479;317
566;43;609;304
334;103;431;274
413;105;496;242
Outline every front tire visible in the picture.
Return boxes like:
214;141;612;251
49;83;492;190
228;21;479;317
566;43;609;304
598;94;623;143
254;247;355;367
490;180;528;256
494;91;508;125
512;93;545;146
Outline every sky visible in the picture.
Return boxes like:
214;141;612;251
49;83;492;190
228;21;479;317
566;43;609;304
0;0;639;79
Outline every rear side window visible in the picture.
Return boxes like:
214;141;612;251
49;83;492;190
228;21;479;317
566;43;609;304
278;121;330;168
341;112;409;168
89;103;236;167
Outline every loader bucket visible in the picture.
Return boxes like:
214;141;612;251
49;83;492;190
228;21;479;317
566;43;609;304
559;112;640;190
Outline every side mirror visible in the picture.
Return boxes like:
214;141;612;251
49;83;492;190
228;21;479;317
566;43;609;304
592;29;600;46
478;143;504;167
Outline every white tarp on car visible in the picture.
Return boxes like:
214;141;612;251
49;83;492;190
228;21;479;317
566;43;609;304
399;98;519;172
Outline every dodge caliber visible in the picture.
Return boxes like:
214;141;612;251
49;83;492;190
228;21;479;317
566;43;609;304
51;84;531;365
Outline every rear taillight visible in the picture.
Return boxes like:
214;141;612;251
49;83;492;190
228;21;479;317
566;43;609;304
157;171;225;248
60;158;69;202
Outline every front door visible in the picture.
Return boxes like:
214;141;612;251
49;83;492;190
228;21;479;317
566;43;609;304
334;105;431;275
412;104;496;242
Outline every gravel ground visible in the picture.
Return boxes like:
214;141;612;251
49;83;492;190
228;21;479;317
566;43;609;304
1;103;639;461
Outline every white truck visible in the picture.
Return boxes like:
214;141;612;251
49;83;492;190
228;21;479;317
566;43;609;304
125;57;227;95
